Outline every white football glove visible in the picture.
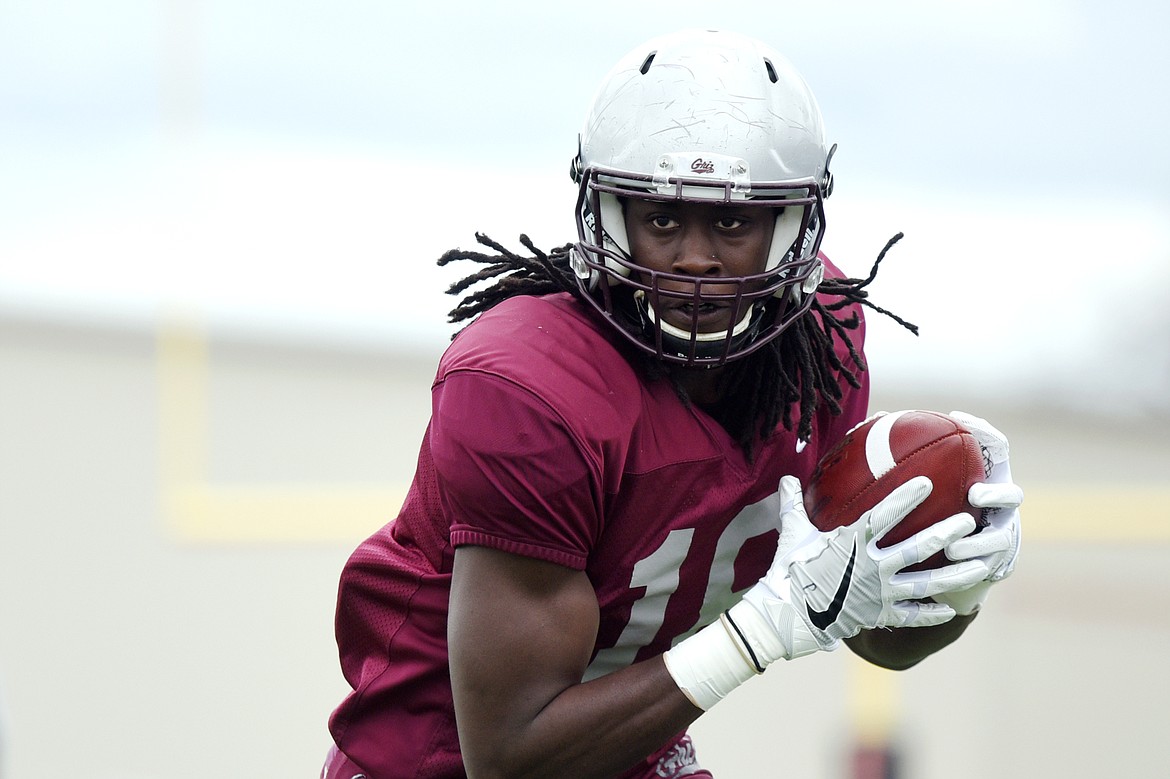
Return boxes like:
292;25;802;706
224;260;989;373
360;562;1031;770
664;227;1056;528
932;411;1024;615
664;474;990;710
728;475;989;662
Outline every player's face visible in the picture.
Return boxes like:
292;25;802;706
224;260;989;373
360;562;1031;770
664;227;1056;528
623;199;775;335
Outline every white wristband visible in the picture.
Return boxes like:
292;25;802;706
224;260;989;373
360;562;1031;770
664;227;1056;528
662;617;757;711
737;583;830;660
663;581;835;711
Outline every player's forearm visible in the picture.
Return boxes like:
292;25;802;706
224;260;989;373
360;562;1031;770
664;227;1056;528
459;656;701;779
844;612;977;670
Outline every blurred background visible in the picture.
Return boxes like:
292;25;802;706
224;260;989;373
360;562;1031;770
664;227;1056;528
1;1;1168;777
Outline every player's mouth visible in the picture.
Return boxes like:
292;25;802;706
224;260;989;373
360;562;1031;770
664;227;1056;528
635;275;758;336
657;298;738;334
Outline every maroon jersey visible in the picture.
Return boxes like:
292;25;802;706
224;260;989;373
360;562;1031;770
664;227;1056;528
327;263;869;778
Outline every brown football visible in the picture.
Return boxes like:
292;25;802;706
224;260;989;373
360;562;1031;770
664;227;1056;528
805;410;987;570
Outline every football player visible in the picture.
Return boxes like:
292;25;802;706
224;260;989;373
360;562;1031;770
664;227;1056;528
322;29;1022;779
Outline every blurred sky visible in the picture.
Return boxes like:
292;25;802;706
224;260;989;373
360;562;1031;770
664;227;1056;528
1;0;1168;412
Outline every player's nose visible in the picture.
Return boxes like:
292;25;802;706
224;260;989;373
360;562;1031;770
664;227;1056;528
672;225;722;277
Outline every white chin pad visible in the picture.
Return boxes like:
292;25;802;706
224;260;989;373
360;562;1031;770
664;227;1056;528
638;292;755;342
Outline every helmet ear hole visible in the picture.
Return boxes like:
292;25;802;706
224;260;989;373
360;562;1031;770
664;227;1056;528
763;57;779;83
822;143;838;199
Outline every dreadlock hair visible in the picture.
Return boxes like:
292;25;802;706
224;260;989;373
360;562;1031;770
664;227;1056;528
438;232;917;459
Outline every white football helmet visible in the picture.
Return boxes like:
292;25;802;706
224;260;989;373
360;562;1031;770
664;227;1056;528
569;29;835;366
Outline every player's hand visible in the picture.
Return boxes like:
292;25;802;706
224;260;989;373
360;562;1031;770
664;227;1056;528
934;411;1024;615
729;476;989;662
665;475;987;709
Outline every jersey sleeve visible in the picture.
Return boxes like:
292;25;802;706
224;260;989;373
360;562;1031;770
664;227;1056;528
430;369;602;570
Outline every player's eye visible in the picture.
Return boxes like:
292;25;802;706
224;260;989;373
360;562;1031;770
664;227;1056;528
715;216;746;230
650;215;678;229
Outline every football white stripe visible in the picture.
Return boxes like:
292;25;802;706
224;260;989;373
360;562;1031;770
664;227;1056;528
866;410;908;479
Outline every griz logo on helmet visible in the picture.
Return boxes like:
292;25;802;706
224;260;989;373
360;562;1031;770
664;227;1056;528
690;158;717;174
